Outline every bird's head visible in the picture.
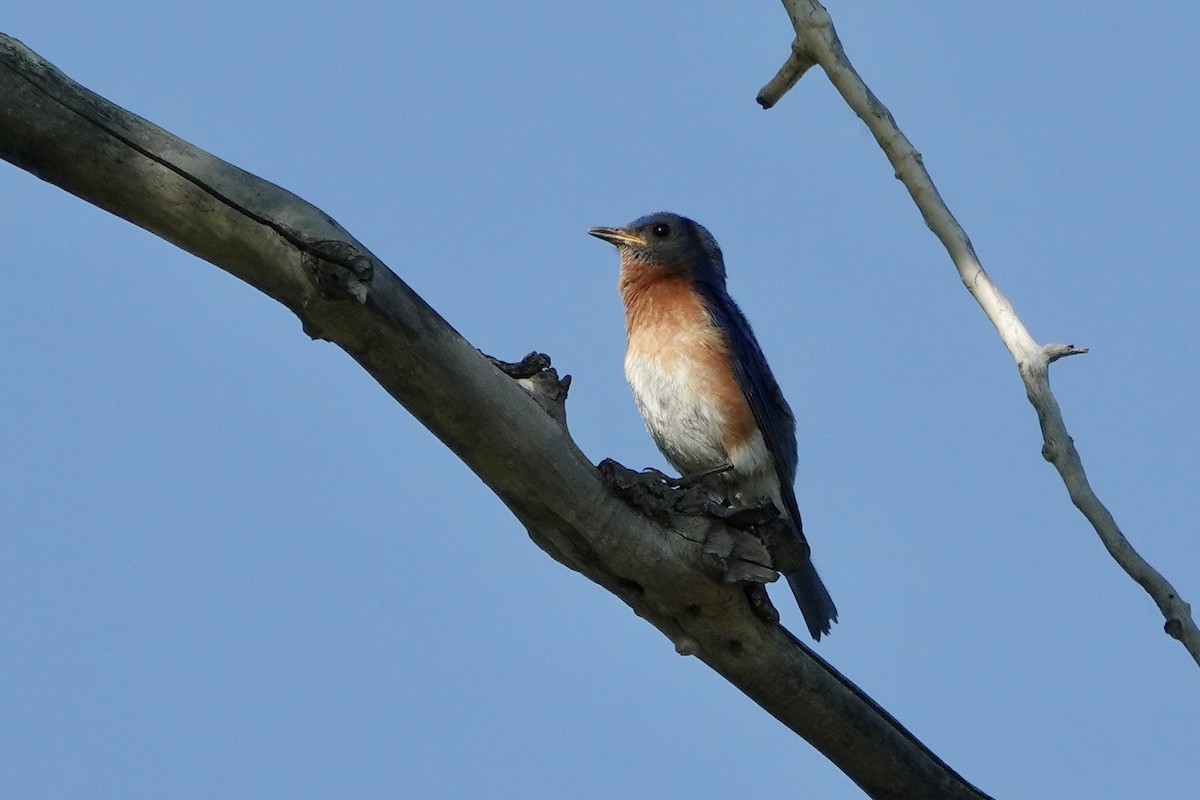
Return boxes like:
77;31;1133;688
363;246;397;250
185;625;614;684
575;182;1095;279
588;212;726;286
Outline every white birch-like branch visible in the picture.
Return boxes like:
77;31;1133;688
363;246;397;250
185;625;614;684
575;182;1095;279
760;0;1200;668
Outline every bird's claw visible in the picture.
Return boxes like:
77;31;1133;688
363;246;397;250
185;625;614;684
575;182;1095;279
637;463;733;490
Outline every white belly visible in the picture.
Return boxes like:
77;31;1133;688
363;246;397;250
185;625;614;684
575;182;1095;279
625;349;730;476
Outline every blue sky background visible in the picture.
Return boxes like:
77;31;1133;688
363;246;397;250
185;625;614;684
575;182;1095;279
3;3;1198;798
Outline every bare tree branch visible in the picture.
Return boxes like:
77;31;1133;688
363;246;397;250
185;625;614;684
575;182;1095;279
0;32;993;800
759;0;1200;668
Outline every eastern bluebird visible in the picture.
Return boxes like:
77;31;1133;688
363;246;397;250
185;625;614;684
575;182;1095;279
589;212;838;640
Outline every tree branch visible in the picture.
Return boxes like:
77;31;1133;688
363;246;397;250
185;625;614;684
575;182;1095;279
0;33;992;800
760;0;1200;668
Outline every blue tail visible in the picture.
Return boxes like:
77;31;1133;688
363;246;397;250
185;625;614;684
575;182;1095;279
786;559;838;641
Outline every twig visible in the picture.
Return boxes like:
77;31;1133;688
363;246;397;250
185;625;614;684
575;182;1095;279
761;0;1200;667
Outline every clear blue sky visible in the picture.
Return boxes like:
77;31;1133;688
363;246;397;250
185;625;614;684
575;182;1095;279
3;3;1198;798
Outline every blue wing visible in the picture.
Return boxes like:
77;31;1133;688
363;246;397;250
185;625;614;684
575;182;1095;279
694;280;839;639
692;281;805;540
692;279;837;639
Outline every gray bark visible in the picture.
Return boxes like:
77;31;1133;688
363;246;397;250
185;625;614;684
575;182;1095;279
0;32;991;800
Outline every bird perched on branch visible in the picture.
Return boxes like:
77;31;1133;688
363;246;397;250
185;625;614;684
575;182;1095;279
588;212;837;640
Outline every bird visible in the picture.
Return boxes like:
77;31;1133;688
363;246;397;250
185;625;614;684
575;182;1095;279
588;212;837;640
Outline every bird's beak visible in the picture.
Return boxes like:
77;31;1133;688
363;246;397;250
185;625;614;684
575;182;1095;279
587;226;645;248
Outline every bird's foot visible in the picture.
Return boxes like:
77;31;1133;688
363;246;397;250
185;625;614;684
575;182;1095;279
636;466;681;486
629;463;730;489
676;462;733;488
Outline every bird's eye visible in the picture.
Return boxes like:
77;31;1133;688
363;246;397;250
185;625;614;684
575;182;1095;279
651;223;671;238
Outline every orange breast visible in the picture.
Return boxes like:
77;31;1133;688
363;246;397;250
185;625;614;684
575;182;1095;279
620;267;757;456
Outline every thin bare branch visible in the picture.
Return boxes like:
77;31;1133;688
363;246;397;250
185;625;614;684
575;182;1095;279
763;0;1200;667
757;40;815;109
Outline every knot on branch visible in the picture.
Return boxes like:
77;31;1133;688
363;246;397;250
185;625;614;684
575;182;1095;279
486;351;571;427
303;239;374;304
1043;342;1089;364
756;40;815;109
597;458;806;585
